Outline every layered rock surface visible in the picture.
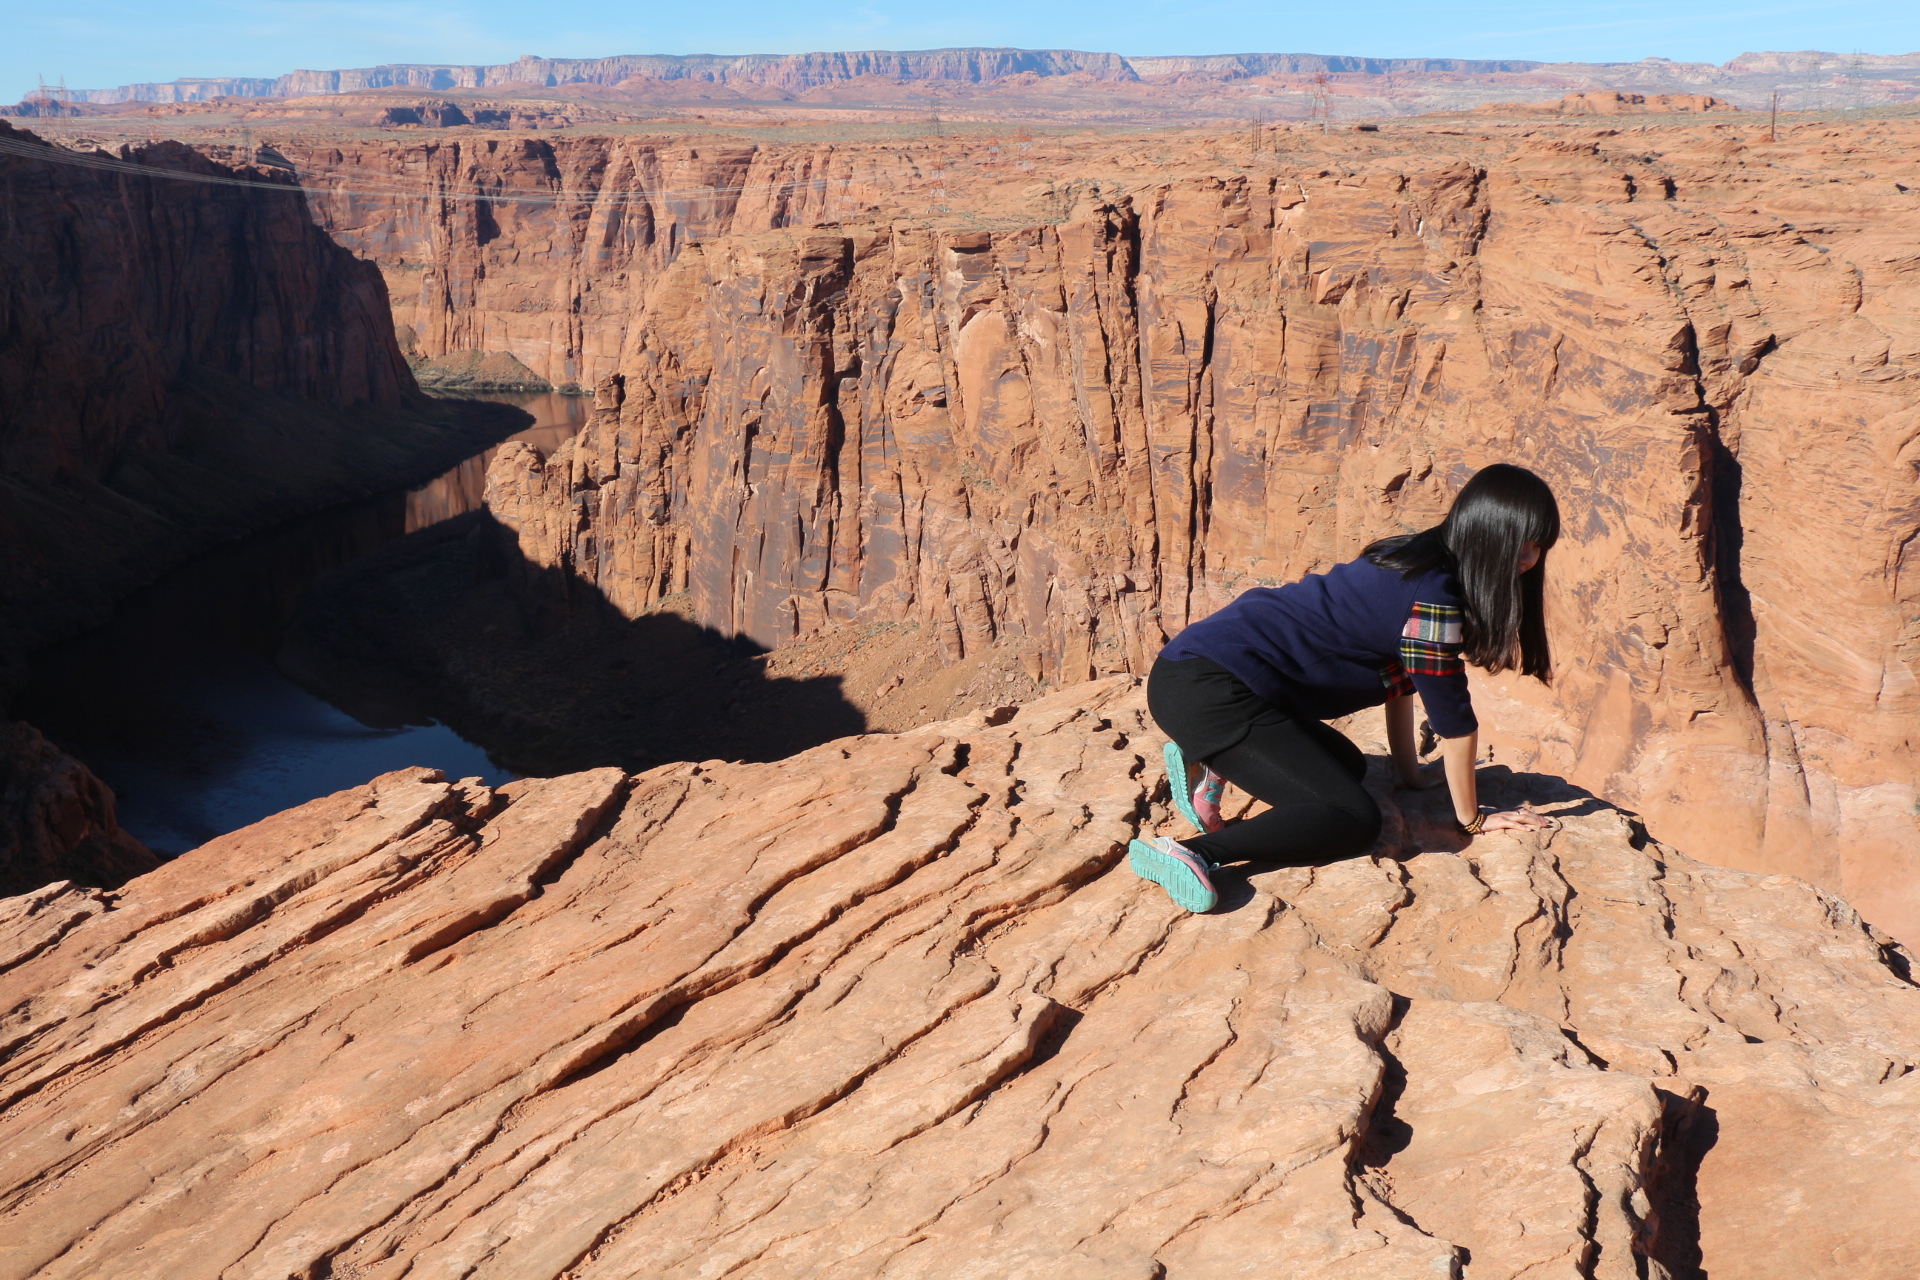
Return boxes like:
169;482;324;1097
1;678;1915;1278
280;119;1920;941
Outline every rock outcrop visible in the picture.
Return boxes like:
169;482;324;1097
406;348;553;392
0;723;156;899
338;119;1918;943
1476;92;1738;115
1;678;1914;1278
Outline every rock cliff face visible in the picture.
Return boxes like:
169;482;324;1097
337;120;1920;942
0;122;518;663
1;678;1914;1278
0;125;410;485
0;123;522;891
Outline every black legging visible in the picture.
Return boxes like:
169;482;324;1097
1146;656;1382;866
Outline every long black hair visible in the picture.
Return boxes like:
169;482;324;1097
1363;464;1560;682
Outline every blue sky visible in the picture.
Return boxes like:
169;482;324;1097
9;1;1919;99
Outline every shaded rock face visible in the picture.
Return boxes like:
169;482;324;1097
396;122;1920;942
0;123;524;892
0;723;155;898
1;678;1914;1278
0;123;410;486
0;123;523;667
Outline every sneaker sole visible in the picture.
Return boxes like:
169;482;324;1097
1162;741;1208;834
1128;838;1220;913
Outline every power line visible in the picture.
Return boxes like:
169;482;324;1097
0;133;857;207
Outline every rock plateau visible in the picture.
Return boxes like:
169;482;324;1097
31;46;1920;122
2;678;1916;1278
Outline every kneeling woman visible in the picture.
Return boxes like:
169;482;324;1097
1135;463;1559;912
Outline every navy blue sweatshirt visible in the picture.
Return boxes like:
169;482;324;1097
1161;557;1479;738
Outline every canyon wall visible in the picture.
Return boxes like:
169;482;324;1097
304;122;1920;940
0;123;516;663
294;133;999;390
0;125;410;486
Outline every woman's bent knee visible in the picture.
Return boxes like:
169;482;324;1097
1340;794;1383;854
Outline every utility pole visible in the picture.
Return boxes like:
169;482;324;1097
1768;91;1777;143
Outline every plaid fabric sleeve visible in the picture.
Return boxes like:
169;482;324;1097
1400;601;1465;677
1378;659;1417;699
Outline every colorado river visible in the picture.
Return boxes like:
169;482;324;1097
13;392;589;857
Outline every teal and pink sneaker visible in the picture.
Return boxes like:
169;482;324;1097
1128;836;1219;913
1162;740;1227;834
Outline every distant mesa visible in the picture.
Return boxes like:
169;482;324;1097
13;47;1746;104
22;45;1918;123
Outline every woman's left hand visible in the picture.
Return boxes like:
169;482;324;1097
1479;808;1555;833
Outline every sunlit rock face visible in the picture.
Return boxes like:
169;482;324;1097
2;678;1916;1278
319;122;1918;941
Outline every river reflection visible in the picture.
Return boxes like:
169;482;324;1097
13;393;588;858
405;391;590;531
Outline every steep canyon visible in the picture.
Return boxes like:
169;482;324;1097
285;119;1920;944
0;123;520;891
4;105;1920;1280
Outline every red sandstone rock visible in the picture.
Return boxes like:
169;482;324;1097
0;678;1913;1277
0;123;410;485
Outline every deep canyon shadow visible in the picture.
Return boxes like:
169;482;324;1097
280;510;868;777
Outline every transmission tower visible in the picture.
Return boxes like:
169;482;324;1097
1311;73;1332;133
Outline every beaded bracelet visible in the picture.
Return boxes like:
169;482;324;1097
1456;811;1487;836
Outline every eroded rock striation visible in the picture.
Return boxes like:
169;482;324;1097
1;678;1914;1278
297;120;1920;941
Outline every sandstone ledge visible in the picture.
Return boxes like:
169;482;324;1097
1;678;1915;1278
